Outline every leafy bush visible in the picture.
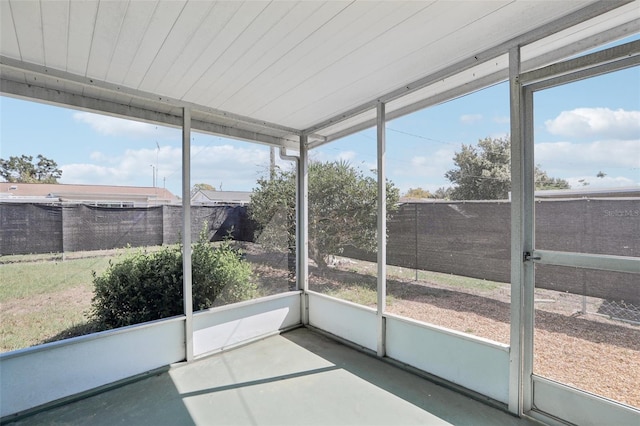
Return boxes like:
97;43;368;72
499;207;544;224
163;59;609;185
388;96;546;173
91;230;256;329
192;239;256;306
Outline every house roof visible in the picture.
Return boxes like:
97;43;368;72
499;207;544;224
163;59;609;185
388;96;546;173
0;182;180;204
534;186;640;199
191;190;252;205
1;1;638;149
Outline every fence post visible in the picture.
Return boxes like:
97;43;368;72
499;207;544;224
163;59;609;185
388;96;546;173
61;204;66;261
415;203;418;281
582;269;587;314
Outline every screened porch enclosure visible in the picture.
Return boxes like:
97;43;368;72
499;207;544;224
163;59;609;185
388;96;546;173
1;1;639;425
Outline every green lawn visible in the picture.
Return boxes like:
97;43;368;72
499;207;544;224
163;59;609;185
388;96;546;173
0;257;112;302
0;250;504;353
335;257;503;293
325;282;395;307
386;265;502;292
1;256;112;352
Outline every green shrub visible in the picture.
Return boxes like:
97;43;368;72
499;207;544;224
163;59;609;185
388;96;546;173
91;230;256;329
191;239;256;306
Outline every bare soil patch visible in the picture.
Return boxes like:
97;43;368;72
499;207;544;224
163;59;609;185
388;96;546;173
1;285;93;317
1;286;95;352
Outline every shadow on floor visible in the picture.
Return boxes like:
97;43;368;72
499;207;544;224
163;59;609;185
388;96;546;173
10;328;542;426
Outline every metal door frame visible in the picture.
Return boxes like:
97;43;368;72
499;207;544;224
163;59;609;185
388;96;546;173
509;39;640;424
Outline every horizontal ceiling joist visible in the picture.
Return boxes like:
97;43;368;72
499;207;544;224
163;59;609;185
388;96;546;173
0;77;300;150
520;38;640;86
309;71;508;149
0;55;301;149
303;0;636;143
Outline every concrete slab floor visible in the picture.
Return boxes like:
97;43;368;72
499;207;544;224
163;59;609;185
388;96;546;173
11;328;542;425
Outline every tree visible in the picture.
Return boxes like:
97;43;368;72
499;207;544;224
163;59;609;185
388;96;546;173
404;186;452;200
404;187;432;199
0;154;62;183
432;187;453;200
191;183;216;196
535;169;573;190
445;137;569;200
249;161;399;272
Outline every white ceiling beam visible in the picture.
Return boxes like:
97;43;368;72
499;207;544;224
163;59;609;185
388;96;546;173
0;77;299;150
312;71;507;149
520;38;640;85
0;55;301;148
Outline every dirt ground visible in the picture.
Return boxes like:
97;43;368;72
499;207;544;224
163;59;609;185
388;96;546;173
241;244;640;409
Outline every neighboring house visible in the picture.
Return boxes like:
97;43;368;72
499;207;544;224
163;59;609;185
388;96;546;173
191;190;252;206
534;187;640;199
399;187;640;204
0;183;180;206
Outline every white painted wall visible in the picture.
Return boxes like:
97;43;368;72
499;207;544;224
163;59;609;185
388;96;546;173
0;293;303;419
193;292;301;357
532;376;640;425
307;292;377;352
0;317;185;418
385;315;510;404
306;293;510;403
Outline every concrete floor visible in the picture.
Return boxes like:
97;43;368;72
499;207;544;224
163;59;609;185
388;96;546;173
13;328;541;425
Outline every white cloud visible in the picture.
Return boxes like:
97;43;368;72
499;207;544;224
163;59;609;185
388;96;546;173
73;112;178;139
535;140;640;170
460;114;483;124
60;163;133;186
535;139;640;188
545;108;640;140
392;148;455;180
191;144;268;167
410;156;428;167
190;144;272;190
60;143;276;193
89;151;110;162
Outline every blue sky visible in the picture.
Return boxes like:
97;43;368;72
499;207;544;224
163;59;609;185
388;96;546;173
1;63;638;197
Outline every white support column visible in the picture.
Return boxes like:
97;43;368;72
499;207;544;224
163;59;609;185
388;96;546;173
508;46;524;415
298;135;309;324
521;82;536;416
376;102;387;358
509;45;537;414
182;107;194;362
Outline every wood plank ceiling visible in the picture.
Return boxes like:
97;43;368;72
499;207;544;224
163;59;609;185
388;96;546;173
1;1;639;148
